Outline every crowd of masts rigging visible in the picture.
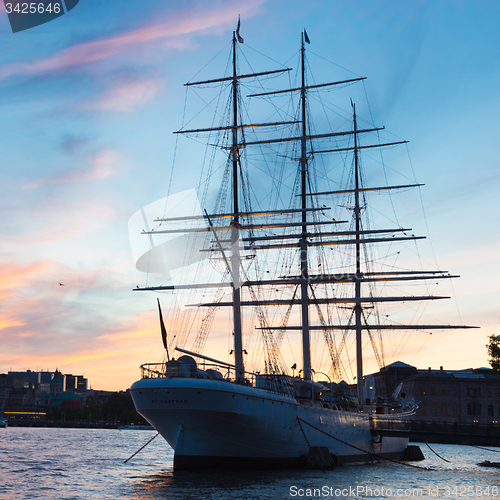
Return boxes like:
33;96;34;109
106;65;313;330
134;26;476;402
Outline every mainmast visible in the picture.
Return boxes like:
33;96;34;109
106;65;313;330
352;103;364;403
230;31;245;382
299;32;312;381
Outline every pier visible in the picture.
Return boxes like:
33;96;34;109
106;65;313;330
372;418;500;446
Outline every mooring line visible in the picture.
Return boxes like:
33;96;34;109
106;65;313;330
470;444;500;454
296;416;434;471
296;416;312;449
124;432;160;464
296;416;329;472
425;442;450;463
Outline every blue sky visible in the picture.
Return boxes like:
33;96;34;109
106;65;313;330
0;0;498;390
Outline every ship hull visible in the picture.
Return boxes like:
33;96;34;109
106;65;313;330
130;377;409;470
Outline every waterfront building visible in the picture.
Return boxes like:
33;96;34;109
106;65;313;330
0;373;41;411
65;374;77;391
367;363;500;425
6;370;88;396
76;375;88;391
51;392;84;410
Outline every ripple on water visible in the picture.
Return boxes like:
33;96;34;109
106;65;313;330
2;429;500;499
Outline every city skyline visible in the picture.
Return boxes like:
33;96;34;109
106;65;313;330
0;1;499;390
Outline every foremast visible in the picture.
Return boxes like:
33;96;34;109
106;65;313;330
230;31;245;382
136;26;295;382
299;32;312;381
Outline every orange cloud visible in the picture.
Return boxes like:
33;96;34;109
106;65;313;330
0;262;46;332
0;305;165;390
0;262;47;290
0;1;267;82
0;317;26;329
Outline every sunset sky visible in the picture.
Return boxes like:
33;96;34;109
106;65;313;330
0;0;499;391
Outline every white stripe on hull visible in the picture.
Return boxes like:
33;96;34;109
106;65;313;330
130;377;408;465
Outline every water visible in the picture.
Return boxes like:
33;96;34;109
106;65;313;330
1;428;500;499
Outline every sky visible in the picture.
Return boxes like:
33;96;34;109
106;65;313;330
0;0;499;391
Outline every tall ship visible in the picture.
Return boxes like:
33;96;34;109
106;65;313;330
129;24;473;470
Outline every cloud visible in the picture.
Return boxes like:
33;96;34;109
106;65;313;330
80;77;164;112
0;261;123;341
1;195;120;248
0;261;46;288
0;0;267;82
0;277;162;390
0;262;48;299
0;261;58;339
60;135;91;154
23;148;122;189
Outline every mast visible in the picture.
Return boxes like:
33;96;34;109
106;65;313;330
299;32;312;381
134;29;477;389
230;31;244;382
352;103;364;404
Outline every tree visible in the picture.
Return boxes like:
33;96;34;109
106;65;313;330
101;390;146;424
486;335;500;373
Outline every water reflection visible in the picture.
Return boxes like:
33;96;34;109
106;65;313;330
3;429;500;500
126;444;500;500
128;468;304;500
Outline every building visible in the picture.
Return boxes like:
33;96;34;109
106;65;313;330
50;370;64;397
366;362;500;426
0;369;90;416
51;392;84;410
7;370;88;396
0;373;41;410
64;374;77;391
364;361;417;402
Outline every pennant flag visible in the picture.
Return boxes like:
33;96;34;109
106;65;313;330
304;30;311;44
236;15;244;43
157;298;170;360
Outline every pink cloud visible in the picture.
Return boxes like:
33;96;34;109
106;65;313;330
0;290;163;390
0;262;47;299
2;196;119;248
0;1;267;82
80;77;164;112
23;148;121;189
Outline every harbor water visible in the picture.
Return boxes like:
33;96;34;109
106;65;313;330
1;427;500;499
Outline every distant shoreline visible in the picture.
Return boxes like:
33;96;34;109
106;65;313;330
3;420;154;430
